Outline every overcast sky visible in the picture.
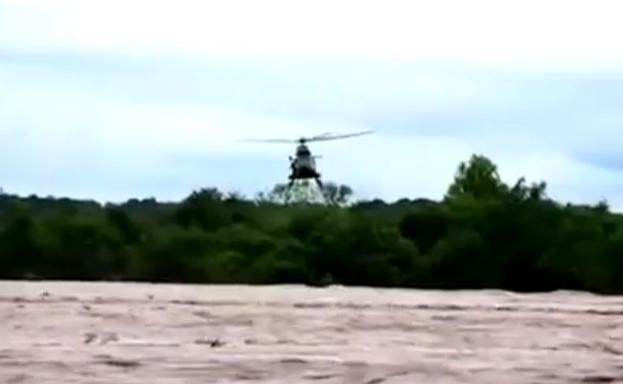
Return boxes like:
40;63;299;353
2;0;623;207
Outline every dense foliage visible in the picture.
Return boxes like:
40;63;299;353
1;154;621;294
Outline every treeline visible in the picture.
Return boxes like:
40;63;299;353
0;154;621;294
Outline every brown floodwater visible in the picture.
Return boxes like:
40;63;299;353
0;281;621;383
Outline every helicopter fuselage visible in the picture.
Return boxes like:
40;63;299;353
289;143;321;181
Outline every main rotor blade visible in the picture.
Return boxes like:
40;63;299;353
239;138;296;143
307;132;334;140
306;130;373;142
240;130;372;144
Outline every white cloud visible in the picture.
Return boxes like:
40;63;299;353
2;0;623;70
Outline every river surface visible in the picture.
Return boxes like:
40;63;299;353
0;281;621;383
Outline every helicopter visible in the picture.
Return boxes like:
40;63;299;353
242;130;373;188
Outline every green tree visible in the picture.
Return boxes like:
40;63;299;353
175;188;231;231
1;153;623;294
445;154;508;201
399;203;451;253
129;225;214;282
0;203;41;278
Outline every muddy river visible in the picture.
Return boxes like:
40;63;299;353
0;281;621;383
